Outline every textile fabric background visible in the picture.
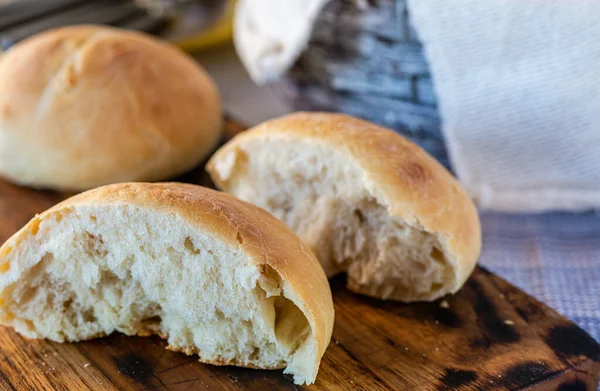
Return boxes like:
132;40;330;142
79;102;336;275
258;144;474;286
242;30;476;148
407;0;600;212
480;212;600;341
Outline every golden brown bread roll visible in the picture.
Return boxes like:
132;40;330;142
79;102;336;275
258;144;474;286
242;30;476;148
0;25;222;190
0;183;333;385
208;112;481;302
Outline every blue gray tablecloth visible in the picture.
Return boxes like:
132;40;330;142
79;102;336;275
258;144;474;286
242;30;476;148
479;211;600;342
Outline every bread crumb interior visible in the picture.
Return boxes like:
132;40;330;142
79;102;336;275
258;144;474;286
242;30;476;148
218;139;454;301
0;206;312;376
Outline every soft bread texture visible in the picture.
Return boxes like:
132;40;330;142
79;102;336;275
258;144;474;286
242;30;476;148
208;112;481;302
0;25;222;190
0;183;333;385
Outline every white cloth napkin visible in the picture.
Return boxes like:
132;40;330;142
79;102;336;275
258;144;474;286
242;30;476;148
234;0;329;84
235;0;600;212
406;0;600;212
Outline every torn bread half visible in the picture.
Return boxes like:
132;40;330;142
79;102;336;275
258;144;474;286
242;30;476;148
207;112;481;302
0;183;333;385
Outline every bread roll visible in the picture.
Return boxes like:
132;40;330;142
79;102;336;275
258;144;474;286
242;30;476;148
0;183;333;385
0;25;222;190
207;112;481;302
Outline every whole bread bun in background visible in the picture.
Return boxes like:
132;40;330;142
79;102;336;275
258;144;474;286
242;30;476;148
0;182;333;385
0;25;222;190
208;112;481;302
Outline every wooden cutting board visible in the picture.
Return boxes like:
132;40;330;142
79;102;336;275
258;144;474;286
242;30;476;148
0;120;598;391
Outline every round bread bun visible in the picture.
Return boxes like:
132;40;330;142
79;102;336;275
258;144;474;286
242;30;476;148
0;182;333;385
208;112;481;302
0;25;222;190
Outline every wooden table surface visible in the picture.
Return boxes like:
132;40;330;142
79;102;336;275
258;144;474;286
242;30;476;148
0;120;598;390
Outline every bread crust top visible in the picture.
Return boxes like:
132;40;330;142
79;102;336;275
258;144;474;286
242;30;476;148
0;25;222;190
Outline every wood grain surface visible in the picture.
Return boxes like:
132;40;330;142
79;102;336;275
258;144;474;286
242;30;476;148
0;120;598;390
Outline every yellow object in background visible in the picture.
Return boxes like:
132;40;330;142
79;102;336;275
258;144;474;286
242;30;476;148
172;0;235;53
0;0;234;55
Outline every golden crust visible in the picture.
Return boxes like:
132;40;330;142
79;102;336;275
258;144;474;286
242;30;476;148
207;112;482;297
0;25;222;190
1;183;333;374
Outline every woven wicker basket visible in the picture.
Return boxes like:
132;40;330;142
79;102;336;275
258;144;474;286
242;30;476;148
278;0;448;166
